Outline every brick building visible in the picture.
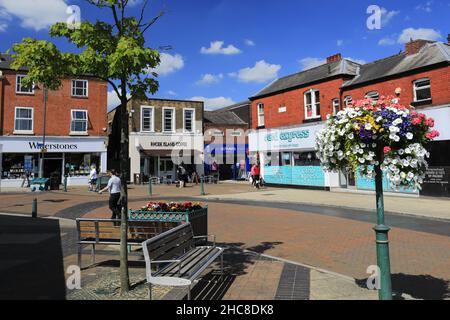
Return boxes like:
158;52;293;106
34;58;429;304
249;38;450;196
108;98;204;183
204;101;250;180
0;54;108;188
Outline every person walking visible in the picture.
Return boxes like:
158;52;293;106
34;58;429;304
251;164;261;189
88;164;98;192
98;169;122;220
177;163;188;188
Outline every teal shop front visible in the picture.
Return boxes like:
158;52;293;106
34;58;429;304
249;123;328;189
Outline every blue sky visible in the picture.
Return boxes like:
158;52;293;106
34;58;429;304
0;0;449;110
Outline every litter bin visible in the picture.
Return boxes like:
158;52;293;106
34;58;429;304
50;172;60;190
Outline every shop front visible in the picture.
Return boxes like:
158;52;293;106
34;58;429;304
204;144;249;180
0;136;107;188
249;123;334;189
129;133;204;183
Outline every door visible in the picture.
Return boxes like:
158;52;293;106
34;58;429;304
159;158;174;181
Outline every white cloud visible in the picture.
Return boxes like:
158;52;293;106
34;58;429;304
167;90;177;96
200;41;241;55
196;73;224;86
245;39;255;46
415;1;433;13
231;60;281;83
378;37;396;46
337;40;344;47
380;8;400;27
299;57;325;70
151;53;184;76
107;88;132;111
398;27;442;43
189;96;235;111
0;0;69;31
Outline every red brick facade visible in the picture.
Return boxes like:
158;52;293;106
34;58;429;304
343;66;450;108
0;70;108;136
251;78;345;129
251;64;450;130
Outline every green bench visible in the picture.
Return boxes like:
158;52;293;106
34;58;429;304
30;178;50;191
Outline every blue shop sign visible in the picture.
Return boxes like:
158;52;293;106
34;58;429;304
265;130;310;143
205;144;248;154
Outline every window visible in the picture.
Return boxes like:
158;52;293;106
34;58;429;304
141;106;154;132
71;110;88;133
16;75;34;94
293;151;320;166
413;78;431;102
257;103;265;127
304;89;321;119
344;96;353;107
281;152;292;166
71;80;88;97
332;99;339;115
365;91;379;101
183;108;195;133
163;107;175;132
14;107;33;133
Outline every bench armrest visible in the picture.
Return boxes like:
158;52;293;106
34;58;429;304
151;259;183;276
193;235;216;246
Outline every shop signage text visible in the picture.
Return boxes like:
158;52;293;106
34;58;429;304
29;142;78;151
150;141;188;147
265;130;310;143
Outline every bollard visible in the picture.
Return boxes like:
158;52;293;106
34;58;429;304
148;180;152;197
64;175;68;192
32;198;37;218
200;176;206;196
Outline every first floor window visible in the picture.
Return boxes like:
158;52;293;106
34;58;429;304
71;110;88;133
72;80;88;97
163;108;175;132
184;109;195;133
365;91;379;101
141;106;154;132
14;107;33;132
304;89;320;119
257;103;265;127
332;99;339;115
16;75;34;94
413;78;431;102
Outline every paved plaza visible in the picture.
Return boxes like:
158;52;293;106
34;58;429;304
0;182;449;300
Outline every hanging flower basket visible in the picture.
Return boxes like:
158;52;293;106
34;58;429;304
315;96;439;191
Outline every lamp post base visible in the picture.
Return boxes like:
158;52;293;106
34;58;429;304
373;224;393;300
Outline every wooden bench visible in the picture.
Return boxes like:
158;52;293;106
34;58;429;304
76;218;175;268
142;223;224;300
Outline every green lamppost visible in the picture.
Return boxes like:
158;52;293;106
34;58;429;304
374;151;392;300
316;97;438;300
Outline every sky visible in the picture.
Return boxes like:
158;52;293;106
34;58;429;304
0;0;449;111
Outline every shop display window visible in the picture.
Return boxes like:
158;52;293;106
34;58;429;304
65;153;100;176
1;154;38;179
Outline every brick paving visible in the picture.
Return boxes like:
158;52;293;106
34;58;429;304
1;182;449;299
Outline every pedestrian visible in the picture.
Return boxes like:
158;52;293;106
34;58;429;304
251;163;261;189
191;168;199;185
88;164;98;192
177;163;188;188
98;169;122;221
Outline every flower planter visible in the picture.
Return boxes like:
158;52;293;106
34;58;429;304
128;206;208;237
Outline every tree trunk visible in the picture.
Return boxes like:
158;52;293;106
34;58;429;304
119;92;130;294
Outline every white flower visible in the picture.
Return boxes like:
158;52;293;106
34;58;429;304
348;133;354;140
406;132;413;140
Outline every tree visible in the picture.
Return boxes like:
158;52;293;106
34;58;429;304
9;0;164;293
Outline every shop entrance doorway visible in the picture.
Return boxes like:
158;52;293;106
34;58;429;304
43;154;63;184
159;158;175;181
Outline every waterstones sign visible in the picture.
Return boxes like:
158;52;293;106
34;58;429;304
0;137;106;153
249;123;324;152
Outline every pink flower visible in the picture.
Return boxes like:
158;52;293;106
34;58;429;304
383;146;392;154
419;113;426;119
426;118;435;128
426;130;440;139
411;111;418;117
411;118;422;125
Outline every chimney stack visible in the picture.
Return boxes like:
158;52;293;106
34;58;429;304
405;39;431;55
326;53;342;64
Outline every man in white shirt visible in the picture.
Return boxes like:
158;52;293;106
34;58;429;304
89;165;98;192
99;169;122;220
